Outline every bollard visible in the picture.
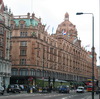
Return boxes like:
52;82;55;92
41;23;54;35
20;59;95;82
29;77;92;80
30;88;33;93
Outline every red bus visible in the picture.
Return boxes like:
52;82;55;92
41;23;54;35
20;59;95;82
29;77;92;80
86;79;97;92
86;79;92;92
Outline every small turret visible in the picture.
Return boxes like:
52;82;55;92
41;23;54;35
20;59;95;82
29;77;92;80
64;12;69;21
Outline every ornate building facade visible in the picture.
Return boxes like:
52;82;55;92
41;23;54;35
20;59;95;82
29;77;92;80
0;0;11;88
10;12;98;86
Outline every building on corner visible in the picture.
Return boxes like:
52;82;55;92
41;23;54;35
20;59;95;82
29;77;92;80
10;12;98;87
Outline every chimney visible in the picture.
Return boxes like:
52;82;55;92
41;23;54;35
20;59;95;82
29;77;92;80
27;13;30;19
32;13;35;19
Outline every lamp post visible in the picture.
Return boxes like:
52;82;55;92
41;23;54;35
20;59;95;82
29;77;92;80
42;45;45;91
35;46;44;91
34;47;41;87
76;12;94;99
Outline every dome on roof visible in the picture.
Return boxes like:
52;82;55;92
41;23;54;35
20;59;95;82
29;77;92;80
56;12;77;38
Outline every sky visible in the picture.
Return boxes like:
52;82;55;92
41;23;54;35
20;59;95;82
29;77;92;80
3;0;100;65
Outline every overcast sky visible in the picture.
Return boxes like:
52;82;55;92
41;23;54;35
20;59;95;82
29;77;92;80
3;0;100;65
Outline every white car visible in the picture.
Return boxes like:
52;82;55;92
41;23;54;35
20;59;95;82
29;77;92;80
0;86;4;95
76;86;84;93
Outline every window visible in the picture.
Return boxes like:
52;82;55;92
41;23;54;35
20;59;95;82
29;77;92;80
38;33;40;39
0;50;3;57
0;27;3;34
37;70;41;76
30;69;35;76
20;49;26;55
20;32;27;37
20;41;27;46
19;69;28;76
11;24;14;29
11;68;18;76
20;59;26;65
0;63;2;72
0;38;3;46
20;24;23;28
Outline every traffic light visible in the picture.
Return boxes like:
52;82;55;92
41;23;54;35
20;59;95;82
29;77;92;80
48;76;51;88
53;77;55;83
48;76;51;82
96;80;98;86
53;77;55;88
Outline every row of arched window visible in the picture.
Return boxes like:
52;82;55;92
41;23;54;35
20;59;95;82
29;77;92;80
11;68;86;81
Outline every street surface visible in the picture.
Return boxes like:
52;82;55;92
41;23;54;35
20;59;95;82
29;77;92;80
0;91;99;99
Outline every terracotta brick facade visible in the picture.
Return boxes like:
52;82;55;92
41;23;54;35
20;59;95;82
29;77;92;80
10;12;98;85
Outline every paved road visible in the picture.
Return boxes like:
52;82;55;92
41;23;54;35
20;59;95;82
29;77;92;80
0;91;99;99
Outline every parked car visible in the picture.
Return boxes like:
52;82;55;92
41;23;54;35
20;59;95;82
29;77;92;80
7;84;21;93
19;85;24;91
58;85;70;93
76;86;84;93
0;86;4;95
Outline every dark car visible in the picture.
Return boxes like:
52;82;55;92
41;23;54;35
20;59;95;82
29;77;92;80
0;86;4;95
7;84;21;93
58;85;70;93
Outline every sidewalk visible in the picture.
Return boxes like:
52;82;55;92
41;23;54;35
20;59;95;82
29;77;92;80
3;91;27;96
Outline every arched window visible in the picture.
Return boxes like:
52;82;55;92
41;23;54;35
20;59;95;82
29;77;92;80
55;72;58;79
19;69;28;76
36;69;41;77
44;70;46;77
11;68;18;76
30;69;35;76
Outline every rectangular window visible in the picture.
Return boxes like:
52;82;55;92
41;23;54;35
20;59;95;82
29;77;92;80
20;49;26;55
20;41;27;46
38;34;40;39
11;24;14;29
20;24;23;28
0;38;3;46
20;59;26;65
20;69;28;76
20;32;27;37
0;27;3;34
0;50;3;57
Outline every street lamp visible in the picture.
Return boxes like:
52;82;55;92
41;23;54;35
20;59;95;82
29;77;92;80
35;46;44;91
42;45;45;92
34;47;41;87
76;12;94;99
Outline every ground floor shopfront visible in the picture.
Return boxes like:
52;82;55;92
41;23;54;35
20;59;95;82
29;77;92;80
10;68;89;89
0;59;11;88
10;75;85;90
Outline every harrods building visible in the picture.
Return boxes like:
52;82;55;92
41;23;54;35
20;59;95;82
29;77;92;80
10;12;98;86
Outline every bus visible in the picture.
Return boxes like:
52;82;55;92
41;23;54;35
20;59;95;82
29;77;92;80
86;79;97;92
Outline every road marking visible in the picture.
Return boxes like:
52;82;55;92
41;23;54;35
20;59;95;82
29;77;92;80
62;97;67;99
44;94;65;98
62;94;79;99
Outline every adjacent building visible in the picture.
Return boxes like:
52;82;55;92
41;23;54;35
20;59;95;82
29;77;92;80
0;0;11;88
97;66;100;86
10;12;98;87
